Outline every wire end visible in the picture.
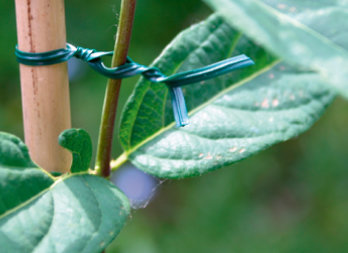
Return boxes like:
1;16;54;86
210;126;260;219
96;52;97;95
169;87;189;127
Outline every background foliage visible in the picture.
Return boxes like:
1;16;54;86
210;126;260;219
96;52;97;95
1;0;347;252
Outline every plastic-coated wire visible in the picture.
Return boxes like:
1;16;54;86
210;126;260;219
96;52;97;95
15;43;254;127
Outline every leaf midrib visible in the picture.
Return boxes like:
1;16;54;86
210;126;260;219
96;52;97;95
123;22;258;160
0;166;55;180
112;59;281;170
127;18;227;148
0;172;88;220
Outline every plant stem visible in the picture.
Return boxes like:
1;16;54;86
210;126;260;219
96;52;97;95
95;0;136;178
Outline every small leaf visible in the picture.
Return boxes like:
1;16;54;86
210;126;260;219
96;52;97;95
204;0;348;97
58;128;92;173
118;14;334;178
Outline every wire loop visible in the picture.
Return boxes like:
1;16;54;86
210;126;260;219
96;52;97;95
15;43;254;127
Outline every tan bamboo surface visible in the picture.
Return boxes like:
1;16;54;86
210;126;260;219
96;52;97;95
15;0;72;172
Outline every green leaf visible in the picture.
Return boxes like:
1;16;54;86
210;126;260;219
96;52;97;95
0;132;130;252
0;132;35;168
0;132;54;216
58;128;92;173
0;174;130;253
118;14;334;178
204;0;348;97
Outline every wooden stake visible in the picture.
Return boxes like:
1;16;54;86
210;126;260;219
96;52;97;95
15;0;72;173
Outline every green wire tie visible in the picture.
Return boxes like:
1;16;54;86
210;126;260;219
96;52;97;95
15;43;254;127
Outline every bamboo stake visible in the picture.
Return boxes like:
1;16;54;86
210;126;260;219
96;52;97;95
15;0;71;173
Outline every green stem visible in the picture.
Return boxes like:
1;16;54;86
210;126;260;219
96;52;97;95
95;0;136;178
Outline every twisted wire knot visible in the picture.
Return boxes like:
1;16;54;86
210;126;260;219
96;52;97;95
73;46;96;62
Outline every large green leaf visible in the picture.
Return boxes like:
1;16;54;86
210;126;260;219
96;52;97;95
204;0;348;97
0;132;130;252
0;175;130;253
117;14;334;178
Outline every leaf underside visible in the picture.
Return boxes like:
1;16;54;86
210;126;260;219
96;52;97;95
119;14;335;179
204;0;348;97
0;132;130;253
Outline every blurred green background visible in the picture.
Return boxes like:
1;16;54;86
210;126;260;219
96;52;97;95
1;1;347;252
